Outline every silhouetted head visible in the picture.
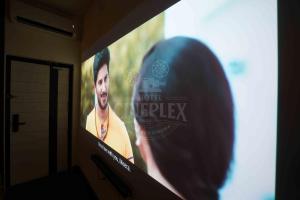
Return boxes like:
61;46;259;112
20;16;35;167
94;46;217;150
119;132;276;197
133;36;234;200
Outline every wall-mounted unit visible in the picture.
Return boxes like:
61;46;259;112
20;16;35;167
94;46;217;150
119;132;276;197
9;0;77;39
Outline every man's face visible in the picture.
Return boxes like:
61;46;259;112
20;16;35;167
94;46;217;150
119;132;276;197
95;64;109;110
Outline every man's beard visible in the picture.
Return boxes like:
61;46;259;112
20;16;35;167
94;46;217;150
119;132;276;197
98;92;108;110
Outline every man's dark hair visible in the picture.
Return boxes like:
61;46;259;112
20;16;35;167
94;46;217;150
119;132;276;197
133;37;234;200
93;47;110;84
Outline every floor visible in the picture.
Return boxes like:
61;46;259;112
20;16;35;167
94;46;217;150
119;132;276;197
3;166;98;200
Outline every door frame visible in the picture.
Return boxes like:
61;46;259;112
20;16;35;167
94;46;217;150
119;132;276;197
0;0;5;188
4;55;73;188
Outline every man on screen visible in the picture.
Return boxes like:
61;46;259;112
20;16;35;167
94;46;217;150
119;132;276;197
86;48;134;163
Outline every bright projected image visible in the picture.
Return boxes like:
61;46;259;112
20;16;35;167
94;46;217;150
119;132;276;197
80;0;277;199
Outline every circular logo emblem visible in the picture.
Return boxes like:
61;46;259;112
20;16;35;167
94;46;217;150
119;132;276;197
151;60;169;79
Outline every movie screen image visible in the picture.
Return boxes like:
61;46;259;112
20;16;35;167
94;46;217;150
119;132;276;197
80;0;277;199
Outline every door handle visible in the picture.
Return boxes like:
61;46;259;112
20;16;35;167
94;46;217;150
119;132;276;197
12;114;26;132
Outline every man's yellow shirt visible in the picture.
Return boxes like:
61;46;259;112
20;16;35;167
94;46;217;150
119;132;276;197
85;106;134;163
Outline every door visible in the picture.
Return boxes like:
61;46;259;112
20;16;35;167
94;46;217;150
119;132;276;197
10;61;50;185
49;67;70;174
5;56;72;187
